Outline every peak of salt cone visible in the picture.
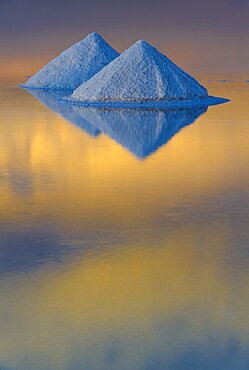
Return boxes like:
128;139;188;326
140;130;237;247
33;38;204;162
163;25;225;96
131;39;151;49
86;32;102;39
21;33;119;90
67;40;208;105
83;32;109;47
85;32;105;42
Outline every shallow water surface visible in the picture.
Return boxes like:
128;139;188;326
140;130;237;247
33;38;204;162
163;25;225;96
0;81;249;370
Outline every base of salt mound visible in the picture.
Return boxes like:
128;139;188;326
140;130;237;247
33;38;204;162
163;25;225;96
61;96;229;109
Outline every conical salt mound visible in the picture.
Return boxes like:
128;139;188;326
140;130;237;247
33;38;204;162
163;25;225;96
66;40;210;106
21;32;119;90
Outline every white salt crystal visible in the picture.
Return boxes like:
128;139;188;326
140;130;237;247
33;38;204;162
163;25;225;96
21;32;119;90
67;40;209;104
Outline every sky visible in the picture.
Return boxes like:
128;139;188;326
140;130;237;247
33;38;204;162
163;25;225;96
0;0;248;81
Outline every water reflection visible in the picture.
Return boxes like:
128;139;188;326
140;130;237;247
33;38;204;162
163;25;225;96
1;230;249;370
28;89;101;137
0;84;249;370
76;106;207;158
27;89;207;158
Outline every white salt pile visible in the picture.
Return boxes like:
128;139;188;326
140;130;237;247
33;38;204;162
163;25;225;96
65;40;227;108
21;32;119;90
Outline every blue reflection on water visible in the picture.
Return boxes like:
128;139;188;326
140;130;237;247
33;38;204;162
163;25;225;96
143;341;247;370
0;229;66;274
28;89;101;137
27;89;207;158
75;106;207;158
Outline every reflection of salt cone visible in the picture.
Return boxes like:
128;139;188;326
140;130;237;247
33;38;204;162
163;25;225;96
26;87;207;158
27;89;101;137
72;106;207;158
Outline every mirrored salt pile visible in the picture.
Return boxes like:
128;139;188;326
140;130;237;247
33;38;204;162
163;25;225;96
26;88;206;158
21;33;119;90
65;40;228;108
73;106;207;158
28;89;101;137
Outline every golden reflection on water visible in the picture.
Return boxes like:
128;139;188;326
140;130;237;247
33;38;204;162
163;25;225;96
0;82;249;369
1;226;249;369
0;85;248;224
